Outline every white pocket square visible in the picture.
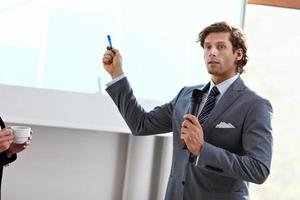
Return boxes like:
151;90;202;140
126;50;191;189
215;122;235;128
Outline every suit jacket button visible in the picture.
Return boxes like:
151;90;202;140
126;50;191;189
182;181;185;185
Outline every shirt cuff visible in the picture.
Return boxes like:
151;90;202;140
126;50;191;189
106;74;126;88
195;155;200;166
195;142;206;166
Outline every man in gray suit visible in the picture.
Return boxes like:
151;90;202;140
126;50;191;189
102;21;272;200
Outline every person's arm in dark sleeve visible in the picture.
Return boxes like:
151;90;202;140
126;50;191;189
0;151;17;167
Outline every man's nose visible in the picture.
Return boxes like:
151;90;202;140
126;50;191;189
209;47;218;56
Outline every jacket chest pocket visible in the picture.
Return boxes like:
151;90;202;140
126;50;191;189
206;128;242;152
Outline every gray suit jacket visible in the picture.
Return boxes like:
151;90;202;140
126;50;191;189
106;77;273;200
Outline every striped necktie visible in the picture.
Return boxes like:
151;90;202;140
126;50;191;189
198;86;220;124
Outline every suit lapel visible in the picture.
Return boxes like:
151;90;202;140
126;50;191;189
202;77;246;131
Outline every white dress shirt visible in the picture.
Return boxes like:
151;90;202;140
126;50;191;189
106;74;126;87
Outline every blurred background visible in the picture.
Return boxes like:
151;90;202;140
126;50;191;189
0;0;299;199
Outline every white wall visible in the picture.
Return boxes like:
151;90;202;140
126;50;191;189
0;84;173;200
2;126;172;200
3;126;128;200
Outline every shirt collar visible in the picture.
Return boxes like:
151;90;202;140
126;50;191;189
208;74;239;96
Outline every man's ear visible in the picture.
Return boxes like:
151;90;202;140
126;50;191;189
235;48;243;61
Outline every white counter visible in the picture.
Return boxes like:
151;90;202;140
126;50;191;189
0;84;164;133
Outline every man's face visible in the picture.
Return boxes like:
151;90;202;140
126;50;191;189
203;32;241;80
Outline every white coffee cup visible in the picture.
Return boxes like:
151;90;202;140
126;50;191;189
11;126;31;144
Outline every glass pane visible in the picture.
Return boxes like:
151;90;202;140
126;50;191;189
0;0;245;101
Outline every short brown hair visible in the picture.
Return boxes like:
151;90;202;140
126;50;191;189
197;21;248;74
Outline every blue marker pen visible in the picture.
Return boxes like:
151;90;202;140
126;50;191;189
107;35;112;49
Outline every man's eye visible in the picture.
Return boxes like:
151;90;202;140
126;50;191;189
218;45;225;49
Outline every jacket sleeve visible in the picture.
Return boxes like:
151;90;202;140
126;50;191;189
0;151;17;167
196;98;273;184
106;77;183;136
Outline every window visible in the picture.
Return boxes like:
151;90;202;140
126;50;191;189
0;0;245;101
